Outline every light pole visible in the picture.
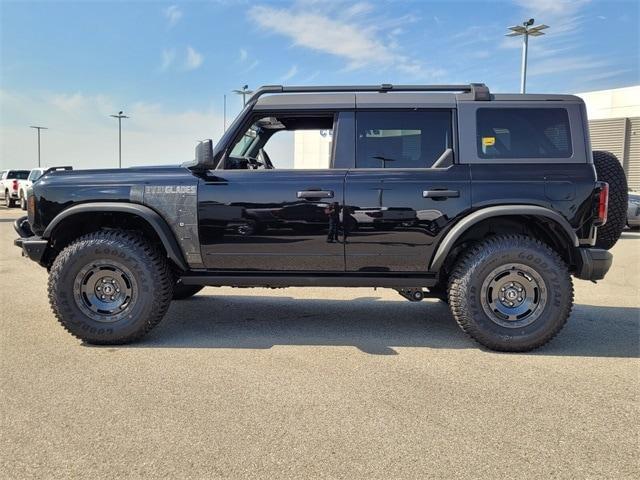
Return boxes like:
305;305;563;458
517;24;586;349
110;111;129;168
232;85;253;106
505;19;548;93
29;126;48;168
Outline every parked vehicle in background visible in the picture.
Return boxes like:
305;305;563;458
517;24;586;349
1;169;29;207
14;83;627;352
628;191;640;229
18;168;44;210
17;167;72;210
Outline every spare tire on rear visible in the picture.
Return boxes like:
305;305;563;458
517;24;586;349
593;150;628;250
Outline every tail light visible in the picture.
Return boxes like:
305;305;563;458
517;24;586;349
11;179;18;191
27;194;36;221
595;182;609;226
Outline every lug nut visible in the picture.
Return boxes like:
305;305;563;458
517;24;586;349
518;297;522;302
501;287;506;292
110;296;115;300
97;287;101;291
102;279;106;283
509;302;514;307
116;288;120;293
101;295;105;299
111;280;115;284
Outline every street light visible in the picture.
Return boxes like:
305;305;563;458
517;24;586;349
29;126;48;168
110;111;129;168
232;85;253;106
505;19;548;93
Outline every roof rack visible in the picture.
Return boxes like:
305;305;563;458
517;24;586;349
247;83;491;103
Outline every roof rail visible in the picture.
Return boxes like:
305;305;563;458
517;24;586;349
247;83;491;103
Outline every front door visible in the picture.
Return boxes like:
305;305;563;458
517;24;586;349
344;110;471;272
198;111;350;271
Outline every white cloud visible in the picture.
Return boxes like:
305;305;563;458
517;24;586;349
244;59;260;73
0;90;223;170
163;5;183;27
512;0;591;17
248;3;442;79
185;46;204;70
239;48;248;62
161;48;176;71
281;65;298;81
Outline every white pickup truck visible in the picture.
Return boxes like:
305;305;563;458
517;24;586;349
1;169;30;208
17;168;45;210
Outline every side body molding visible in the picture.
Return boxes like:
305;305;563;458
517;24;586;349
429;205;580;272
43;202;189;271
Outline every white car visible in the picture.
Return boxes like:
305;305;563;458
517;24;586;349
1;169;30;208
18;168;45;210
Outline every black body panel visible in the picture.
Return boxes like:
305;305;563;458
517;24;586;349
344;165;472;272
198;170;347;271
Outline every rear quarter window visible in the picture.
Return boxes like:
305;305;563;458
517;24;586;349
477;108;572;159
7;170;30;180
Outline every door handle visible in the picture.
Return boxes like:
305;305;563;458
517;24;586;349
297;190;334;199
423;189;459;198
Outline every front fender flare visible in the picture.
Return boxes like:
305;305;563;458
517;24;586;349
429;205;579;272
43;202;189;271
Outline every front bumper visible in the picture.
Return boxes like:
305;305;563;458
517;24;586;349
14;216;48;265
575;248;613;281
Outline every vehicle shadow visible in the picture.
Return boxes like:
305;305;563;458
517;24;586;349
112;293;639;358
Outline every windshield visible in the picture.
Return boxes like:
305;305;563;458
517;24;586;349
230;128;257;157
8;170;29;179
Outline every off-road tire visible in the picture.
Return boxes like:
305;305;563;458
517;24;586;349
20;193;27;210
48;230;173;344
448;235;573;352
593;150;628;250
173;283;204;300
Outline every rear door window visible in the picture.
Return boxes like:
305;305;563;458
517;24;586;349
477;108;572;159
355;110;453;168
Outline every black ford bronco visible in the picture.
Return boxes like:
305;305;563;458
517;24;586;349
14;84;628;351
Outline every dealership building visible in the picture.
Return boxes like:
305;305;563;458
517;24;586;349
577;85;640;191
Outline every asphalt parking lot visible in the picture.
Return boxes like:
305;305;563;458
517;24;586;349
0;206;638;479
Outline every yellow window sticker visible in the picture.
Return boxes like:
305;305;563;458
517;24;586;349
482;136;495;147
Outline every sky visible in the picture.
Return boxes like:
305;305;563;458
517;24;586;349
1;0;638;170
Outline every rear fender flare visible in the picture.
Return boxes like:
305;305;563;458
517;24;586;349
429;205;579;272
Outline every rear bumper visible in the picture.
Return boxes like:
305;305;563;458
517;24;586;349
14;216;48;266
575;248;613;281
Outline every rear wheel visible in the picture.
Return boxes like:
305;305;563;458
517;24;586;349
593;150;628;250
20;193;27;210
448;235;573;352
5;191;16;208
48;231;173;344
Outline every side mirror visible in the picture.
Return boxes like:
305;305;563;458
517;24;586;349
187;139;215;171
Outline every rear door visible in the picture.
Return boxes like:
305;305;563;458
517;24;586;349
344;109;471;272
198;111;353;272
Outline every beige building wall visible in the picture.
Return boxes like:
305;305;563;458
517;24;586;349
576;85;640;120
294;130;333;169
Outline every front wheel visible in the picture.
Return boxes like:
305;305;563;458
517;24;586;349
448;235;573;352
48;231;173;344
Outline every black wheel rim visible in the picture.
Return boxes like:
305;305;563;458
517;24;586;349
73;260;138;322
480;263;547;328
